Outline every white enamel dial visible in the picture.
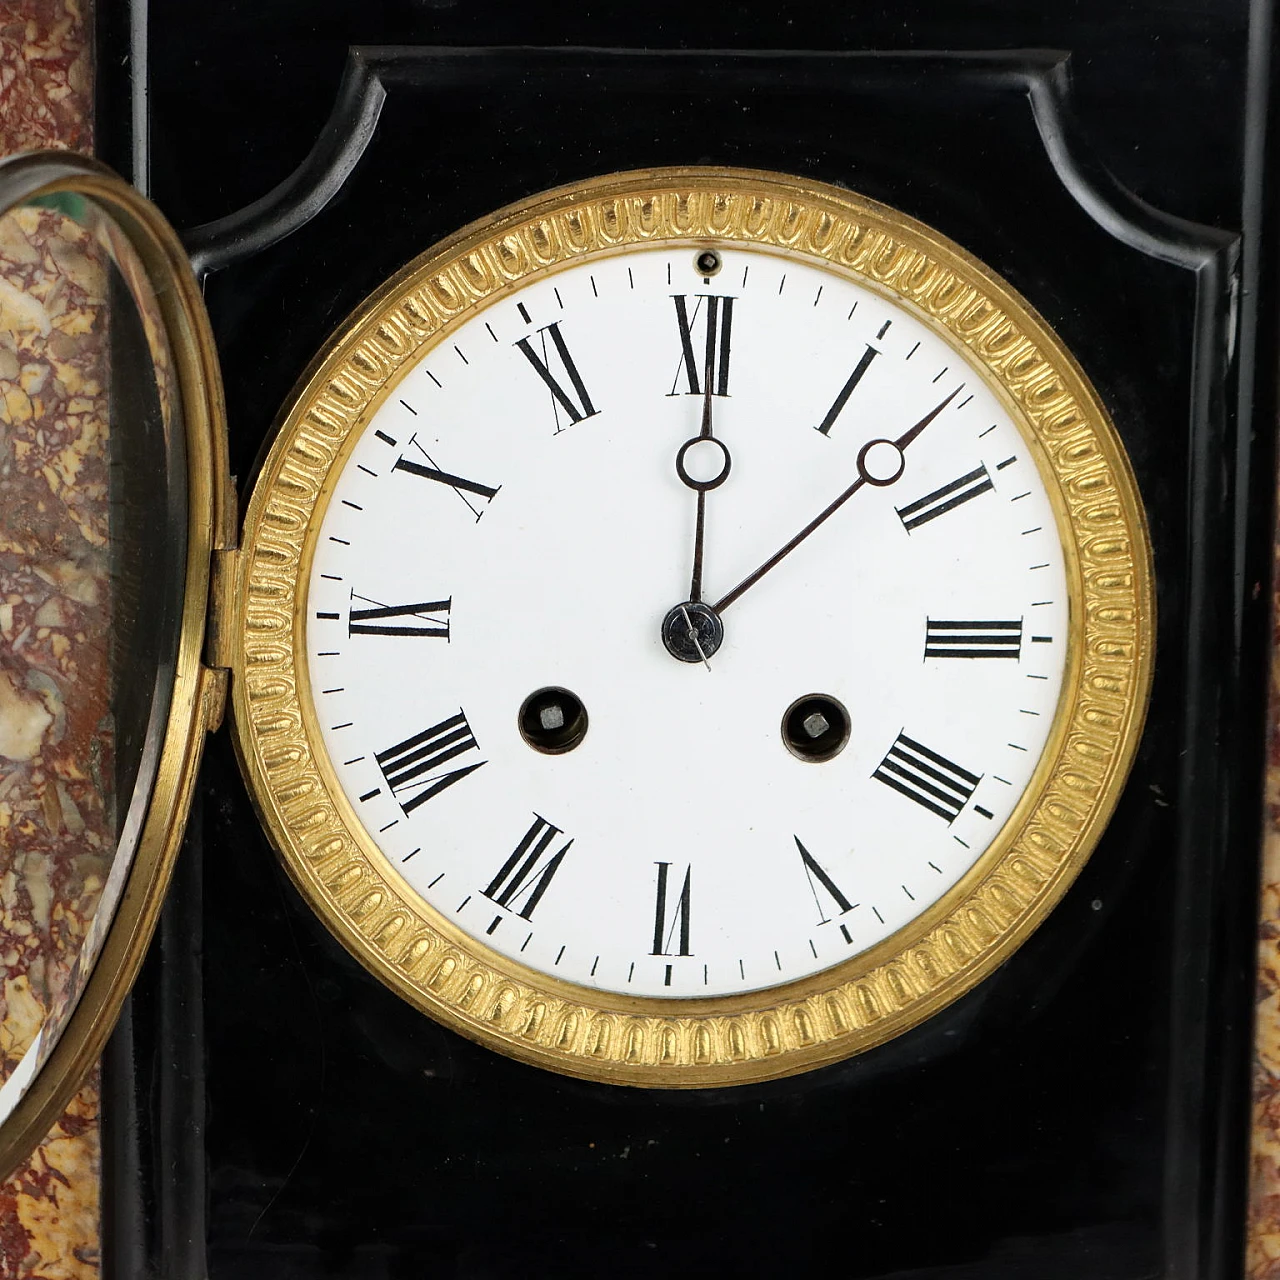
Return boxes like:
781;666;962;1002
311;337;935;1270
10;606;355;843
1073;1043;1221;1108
304;244;1069;1000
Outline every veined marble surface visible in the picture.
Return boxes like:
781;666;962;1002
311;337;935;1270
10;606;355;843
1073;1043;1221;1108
0;2;100;1277
1250;556;1280;1275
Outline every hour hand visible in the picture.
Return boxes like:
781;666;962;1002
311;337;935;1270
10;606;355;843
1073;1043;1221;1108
675;356;732;604
661;353;733;666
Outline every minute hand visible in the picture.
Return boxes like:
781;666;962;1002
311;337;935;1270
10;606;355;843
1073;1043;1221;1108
710;386;962;614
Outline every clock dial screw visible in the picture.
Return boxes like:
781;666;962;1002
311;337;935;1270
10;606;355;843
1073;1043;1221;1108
783;694;851;763
694;248;722;277
803;711;830;738
518;687;589;754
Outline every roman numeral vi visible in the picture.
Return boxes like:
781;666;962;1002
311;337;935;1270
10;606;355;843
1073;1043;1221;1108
650;862;692;956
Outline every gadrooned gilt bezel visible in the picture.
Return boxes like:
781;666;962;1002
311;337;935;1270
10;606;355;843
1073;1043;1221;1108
231;168;1154;1087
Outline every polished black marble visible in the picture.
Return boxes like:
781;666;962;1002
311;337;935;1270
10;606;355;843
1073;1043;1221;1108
96;6;1276;1277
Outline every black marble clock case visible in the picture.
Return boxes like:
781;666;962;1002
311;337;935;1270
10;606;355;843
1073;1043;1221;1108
95;5;1277;1277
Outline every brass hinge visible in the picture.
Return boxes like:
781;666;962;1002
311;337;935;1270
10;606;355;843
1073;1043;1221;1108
206;545;241;675
202;472;240;733
199;664;231;735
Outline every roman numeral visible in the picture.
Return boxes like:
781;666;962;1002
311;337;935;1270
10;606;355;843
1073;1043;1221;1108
650;862;692;956
375;711;485;814
872;732;980;823
897;464;993;532
795;836;855;925
669;294;734;396
515;322;599;430
392;440;499;521
924;618;1023;660
482;814;572;920
348;593;450;639
815;343;880;436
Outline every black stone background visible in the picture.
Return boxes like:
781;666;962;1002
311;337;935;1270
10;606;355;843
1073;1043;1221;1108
92;4;1278;1278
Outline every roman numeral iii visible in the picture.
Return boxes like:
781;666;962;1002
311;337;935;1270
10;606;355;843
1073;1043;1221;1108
897;464;993;531
669;294;734;396
348;594;451;639
650;862;692;956
924;618;1022;660
376;710;485;814
515;322;599;430
872;732;980;823
482;814;572;920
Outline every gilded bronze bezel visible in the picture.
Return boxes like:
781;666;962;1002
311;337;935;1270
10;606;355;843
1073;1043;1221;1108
0;153;227;1176
231;167;1154;1087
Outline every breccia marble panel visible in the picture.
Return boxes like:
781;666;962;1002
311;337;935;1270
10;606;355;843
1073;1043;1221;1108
1249;526;1280;1277
0;1;101;1276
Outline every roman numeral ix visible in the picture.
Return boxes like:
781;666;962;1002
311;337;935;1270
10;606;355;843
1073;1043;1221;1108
482;814;572;921
873;732;980;823
897;464;994;532
651;862;692;957
924;618;1023;660
375;710;485;815
669;294;734;396
515;322;599;431
348;593;451;639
